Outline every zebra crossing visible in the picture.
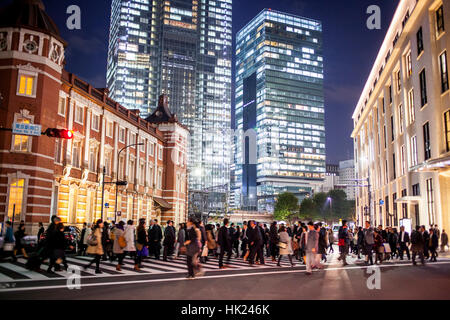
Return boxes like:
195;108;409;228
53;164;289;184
0;254;304;282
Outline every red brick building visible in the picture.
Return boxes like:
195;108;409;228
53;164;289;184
0;0;189;233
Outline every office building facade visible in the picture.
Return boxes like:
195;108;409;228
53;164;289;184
233;9;325;212
107;0;233;202
352;0;449;231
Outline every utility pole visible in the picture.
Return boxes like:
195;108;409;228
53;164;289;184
101;166;106;221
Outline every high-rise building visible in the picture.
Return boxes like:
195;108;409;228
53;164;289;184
338;159;356;200
352;0;449;230
233;9;325;212
107;0;233;207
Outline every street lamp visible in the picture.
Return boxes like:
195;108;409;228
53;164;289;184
114;142;144;222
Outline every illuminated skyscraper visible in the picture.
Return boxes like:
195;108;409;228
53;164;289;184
107;0;233;201
233;9;325;212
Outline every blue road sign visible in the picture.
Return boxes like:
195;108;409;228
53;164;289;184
12;122;42;136
379;200;384;205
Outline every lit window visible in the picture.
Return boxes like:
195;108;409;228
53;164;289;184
17;74;36;97
13;118;31;152
7;178;25;222
405;51;412;77
407;89;415;124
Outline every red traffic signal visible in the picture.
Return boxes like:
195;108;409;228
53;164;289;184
44;128;74;139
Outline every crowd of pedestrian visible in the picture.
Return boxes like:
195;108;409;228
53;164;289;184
0;216;448;278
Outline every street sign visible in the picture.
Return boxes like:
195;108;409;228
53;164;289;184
105;203;110;208
379;200;384;205
12;122;42;137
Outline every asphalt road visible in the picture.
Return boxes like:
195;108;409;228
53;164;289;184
1;260;449;300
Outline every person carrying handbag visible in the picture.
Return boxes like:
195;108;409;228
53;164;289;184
277;226;295;267
84;219;105;274
113;221;126;271
135;219;148;271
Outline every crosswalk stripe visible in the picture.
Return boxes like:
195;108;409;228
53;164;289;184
14;259;64;279
70;256;151;275
0;263;30;280
64;257;121;275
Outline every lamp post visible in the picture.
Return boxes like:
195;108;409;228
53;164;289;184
114;142;144;222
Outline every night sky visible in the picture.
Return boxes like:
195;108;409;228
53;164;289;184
9;0;399;164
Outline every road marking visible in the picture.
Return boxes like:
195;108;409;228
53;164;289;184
2;260;449;293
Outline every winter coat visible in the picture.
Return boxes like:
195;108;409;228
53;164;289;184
269;225;279;244
218;226;232;250
86;228;104;255
206;230;217;249
411;230;424;252
441;232;448;246
363;228;374;245
305;230;318;253
113;227;125;254
278;231;293;255
123;225;136;252
186;227;200;257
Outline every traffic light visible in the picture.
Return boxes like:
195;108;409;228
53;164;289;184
44;128;74;139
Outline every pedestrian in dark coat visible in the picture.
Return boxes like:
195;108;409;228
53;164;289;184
338;220;350;266
47;223;72;273
163;220;176;261
429;229;439;262
148;219;163;259
441;230;448;252
411;226;425;265
240;222;249;259
14;222;28;259
184;218;203;279
217;218;232;268
269;221;279;261
247;220;264;265
37;222;45;246
398;226;410;260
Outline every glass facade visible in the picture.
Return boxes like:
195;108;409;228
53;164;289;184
233;9;325;212
107;0;232;199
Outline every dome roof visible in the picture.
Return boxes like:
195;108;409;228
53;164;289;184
0;0;64;43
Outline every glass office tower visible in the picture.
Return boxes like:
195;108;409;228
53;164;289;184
233;9;325;212
107;0;232;205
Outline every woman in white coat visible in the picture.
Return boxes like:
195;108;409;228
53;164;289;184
123;220;136;261
277;225;295;267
